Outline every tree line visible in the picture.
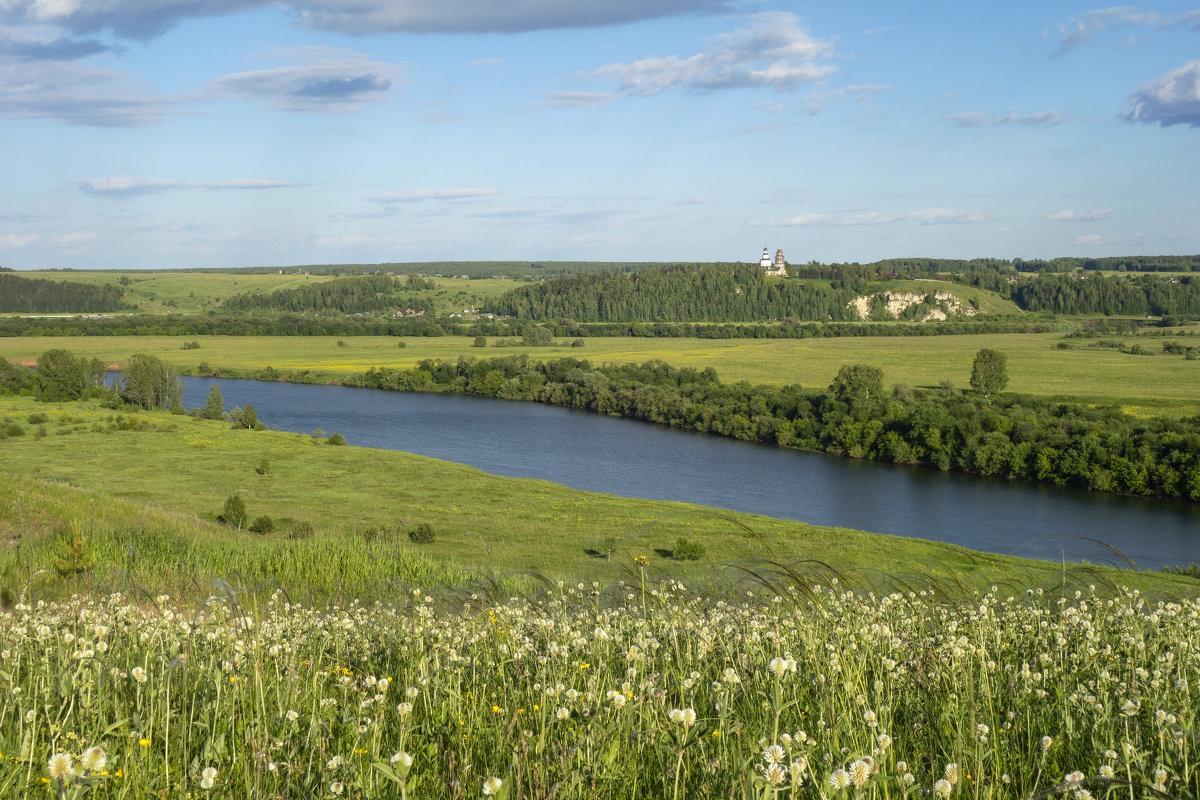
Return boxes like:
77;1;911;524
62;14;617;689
0;274;128;313
0;311;1050;339
221;275;437;314
490;263;863;322
956;271;1200;317
341;354;1200;501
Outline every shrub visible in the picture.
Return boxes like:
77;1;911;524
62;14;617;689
326;432;346;446
27;412;49;424
249;515;275;535
255;458;271;476
571;338;585;348
220;494;248;529
408;523;436;544
396;341;406;348
1;422;24;438
670;537;706;561
337;340;347;348
473;336;488;347
280;519;315;540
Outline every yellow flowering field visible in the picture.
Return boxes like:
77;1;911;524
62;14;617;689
1;576;1195;799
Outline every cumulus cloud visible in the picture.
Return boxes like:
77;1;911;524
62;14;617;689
945;110;1067;127
1126;60;1200;127
0;59;183;126
1048;208;1115;221
537;91;614;109
79;176;304;196
0;0;725;39
755;208;984;226
593;12;834;96
368;188;500;203
205;47;396;112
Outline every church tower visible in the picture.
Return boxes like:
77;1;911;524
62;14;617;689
759;247;772;268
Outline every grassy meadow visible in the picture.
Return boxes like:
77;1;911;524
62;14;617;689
4;330;1200;415
11;271;521;316
8;394;1187;602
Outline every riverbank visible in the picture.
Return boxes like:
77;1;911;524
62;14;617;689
3;394;1197;602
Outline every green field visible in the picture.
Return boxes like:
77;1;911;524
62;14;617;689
5;394;1194;602
4;330;1200;414
12;271;521;315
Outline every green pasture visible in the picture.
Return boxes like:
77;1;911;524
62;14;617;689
2;395;1192;602
12;271;520;315
4;330;1199;414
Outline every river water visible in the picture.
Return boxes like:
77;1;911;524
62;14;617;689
181;377;1200;570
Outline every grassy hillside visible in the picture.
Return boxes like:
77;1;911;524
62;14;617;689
5;329;1200;415
3;395;1194;604
11;271;520;315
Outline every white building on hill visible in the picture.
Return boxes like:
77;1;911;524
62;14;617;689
759;246;788;277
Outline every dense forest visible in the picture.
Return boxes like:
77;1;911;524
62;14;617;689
0;273;127;313
956;271;1200;317
342;355;1200;501
221;274;438;313
491;263;864;321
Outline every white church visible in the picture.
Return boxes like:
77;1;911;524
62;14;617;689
758;246;787;277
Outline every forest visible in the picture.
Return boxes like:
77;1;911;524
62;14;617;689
490;263;863;321
0;273;127;313
220;274;438;313
341;354;1200;501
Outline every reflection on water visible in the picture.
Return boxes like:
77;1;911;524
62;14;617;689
182;377;1200;570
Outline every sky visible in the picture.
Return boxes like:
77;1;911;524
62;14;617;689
1;1;1198;270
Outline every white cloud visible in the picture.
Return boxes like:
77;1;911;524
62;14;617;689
79;176;181;196
803;84;890;114
368;188;500;203
755;208;984;226
204;179;307;189
1048;208;1115;221
594;12;834;96
945;110;1067;127
205;47;397;112
1126;60;1200;127
0;0;726;39
1;233;40;247
1054;7;1165;56
538;91;614;109
0;59;184;126
78;176;304;196
54;231;99;243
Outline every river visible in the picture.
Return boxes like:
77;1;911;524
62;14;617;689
181;377;1200;570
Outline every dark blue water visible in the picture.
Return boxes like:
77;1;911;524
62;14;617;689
182;377;1200;570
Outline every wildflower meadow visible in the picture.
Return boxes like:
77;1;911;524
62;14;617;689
0;573;1196;799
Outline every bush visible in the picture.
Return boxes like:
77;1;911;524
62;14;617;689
255;458;271;475
326;432;346;446
1;422;24;438
571;338;585;348
670;537;706;561
27;412;49;424
473;336;488;347
408;523;436;544
337;340;347;348
396;341;406;348
249;515;275;535
220;494;248;529
280;518;315;540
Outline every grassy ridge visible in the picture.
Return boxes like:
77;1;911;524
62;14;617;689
2;395;1197;604
4;331;1200;414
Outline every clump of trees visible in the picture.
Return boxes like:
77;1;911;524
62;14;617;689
120;353;182;410
34;350;105;402
0;273;127;313
344;354;1200;501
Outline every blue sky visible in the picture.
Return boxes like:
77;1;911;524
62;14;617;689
1;1;1198;269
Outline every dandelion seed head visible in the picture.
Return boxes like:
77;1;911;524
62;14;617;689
482;776;504;795
47;753;73;782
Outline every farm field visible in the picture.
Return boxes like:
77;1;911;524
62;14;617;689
4;331;1200;414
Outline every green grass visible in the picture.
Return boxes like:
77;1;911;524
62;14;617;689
2;395;1196;604
10;271;522;315
5;330;1200;414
